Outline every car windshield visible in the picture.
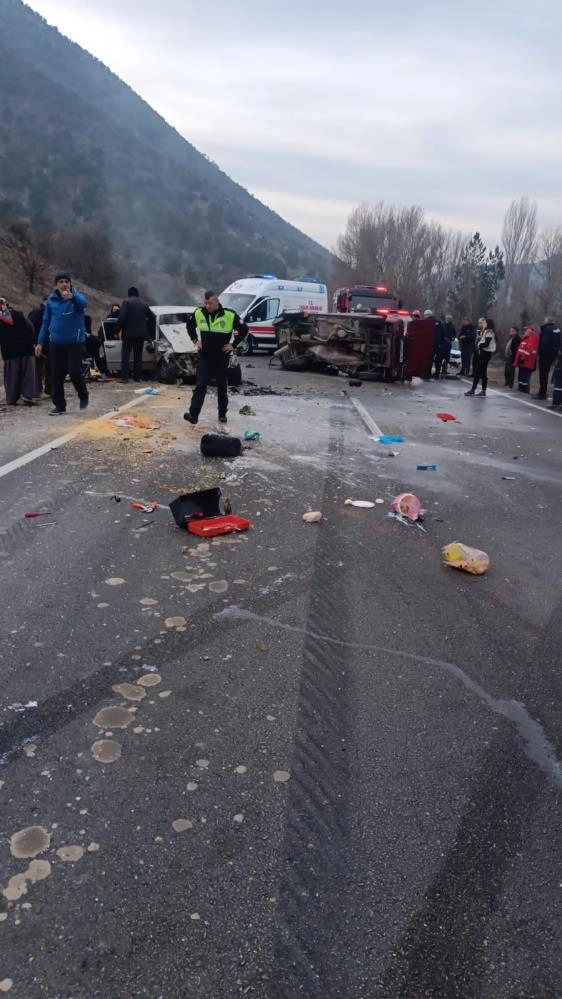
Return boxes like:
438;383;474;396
349;294;396;312
219;294;254;315
158;313;190;327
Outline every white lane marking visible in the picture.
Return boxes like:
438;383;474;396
0;392;164;481
462;378;562;418
349;396;383;438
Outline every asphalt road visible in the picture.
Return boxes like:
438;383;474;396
0;361;560;999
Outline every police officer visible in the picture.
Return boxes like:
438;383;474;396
183;290;247;425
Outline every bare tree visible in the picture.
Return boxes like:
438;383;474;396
533;227;562;319
334;201;464;314
6;220;44;293
498;197;537;327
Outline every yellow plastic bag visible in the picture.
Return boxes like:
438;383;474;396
442;541;490;575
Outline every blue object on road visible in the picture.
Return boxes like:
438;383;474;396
244;430;261;441
417;464;437;471
378;435;404;444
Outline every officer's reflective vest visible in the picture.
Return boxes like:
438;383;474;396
194;308;235;336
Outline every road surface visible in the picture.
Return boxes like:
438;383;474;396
0;362;560;998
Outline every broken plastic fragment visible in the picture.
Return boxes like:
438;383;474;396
389;493;423;522
377;435;404;444
442;542;490;575
302;511;322;523
344;499;375;508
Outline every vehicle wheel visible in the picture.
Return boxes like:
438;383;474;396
157;359;179;384
238;336;254;357
227;364;242;387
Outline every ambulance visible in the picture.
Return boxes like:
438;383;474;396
219;275;328;354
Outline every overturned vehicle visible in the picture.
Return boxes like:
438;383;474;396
273;311;436;381
100;307;242;386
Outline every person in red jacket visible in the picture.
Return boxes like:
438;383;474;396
514;325;539;394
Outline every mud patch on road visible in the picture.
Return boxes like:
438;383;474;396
10;826;51;859
111;683;146;702
91;739;122;763
92;706;134;729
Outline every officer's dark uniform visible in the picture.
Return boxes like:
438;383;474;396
184;304;247;423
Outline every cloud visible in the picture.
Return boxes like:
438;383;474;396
25;0;562;249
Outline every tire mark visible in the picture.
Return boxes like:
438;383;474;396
271;409;353;999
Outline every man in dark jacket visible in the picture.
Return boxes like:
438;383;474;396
37;272;89;415
458;318;476;376
28;297;50;394
183;291;247;425
533;317;561;400
116;287;154;382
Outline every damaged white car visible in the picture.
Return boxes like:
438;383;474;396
100;306;242;386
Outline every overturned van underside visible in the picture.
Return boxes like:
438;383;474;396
273;311;436;381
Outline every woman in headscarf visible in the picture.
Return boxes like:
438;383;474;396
464;317;496;397
0;297;39;405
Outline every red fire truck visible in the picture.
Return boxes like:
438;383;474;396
333;284;409;319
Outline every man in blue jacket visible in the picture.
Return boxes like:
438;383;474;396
36;272;89;415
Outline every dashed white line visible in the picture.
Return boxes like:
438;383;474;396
349;396;383;438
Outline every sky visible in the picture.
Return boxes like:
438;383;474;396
25;0;562;251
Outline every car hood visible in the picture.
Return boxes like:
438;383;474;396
158;324;195;355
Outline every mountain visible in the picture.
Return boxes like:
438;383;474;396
0;0;333;300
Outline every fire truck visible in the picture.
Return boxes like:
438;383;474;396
333;284;409;320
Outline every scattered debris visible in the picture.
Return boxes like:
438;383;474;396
416;464;437;471
302;511;322;523
201;433;242;458
24;511;51;519
442;542;490;575
344;499;375;508
234;766;248;775
133;386;159;395
502;476;516;481
387;450;400;457
233;813;245;824
113;415;152;430
390;493;423;522
170;487;250;537
132;501;158;512
375;498;384;505
243;430;261;441
165;616;186;628
239;404;256;416
377;435;404;444
436;412;457;422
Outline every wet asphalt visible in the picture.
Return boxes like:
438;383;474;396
0;361;560;998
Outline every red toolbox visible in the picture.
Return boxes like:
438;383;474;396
169;488;251;537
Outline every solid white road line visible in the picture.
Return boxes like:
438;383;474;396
0;392;164;481
349;396;383;438
461;378;562;418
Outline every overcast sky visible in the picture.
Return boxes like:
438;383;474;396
26;0;562;251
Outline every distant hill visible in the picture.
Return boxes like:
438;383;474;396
0;0;333;301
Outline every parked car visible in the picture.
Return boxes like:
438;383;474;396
99;306;242;385
450;337;462;368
